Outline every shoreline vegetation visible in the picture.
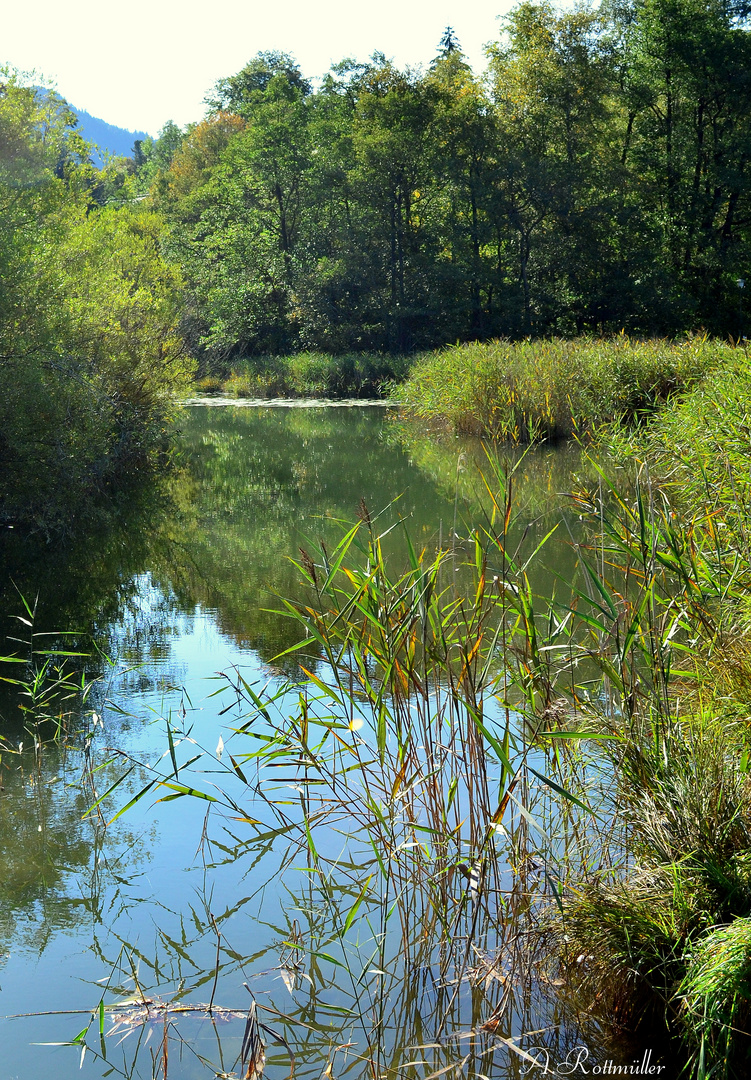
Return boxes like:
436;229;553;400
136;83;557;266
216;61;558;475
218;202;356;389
5;0;751;530
394;334;742;440
132;335;751;1074
190;335;742;428
4;0;751;1070
194;350;408;399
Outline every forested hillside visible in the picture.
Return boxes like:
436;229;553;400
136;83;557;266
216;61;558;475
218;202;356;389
138;0;751;356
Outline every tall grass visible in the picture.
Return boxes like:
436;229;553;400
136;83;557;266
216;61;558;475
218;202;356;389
98;458;606;1073
397;335;736;441
548;459;751;1074
0;593;95;746
197;352;410;399
606;346;751;552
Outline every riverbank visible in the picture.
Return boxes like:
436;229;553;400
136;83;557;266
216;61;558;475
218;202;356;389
536;344;751;1072
5;364;751;1076
375;344;751;1071
395;335;739;441
195;350;410;399
191;337;738;426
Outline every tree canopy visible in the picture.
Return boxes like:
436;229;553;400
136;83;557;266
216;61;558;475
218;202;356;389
0;71;192;533
149;1;751;356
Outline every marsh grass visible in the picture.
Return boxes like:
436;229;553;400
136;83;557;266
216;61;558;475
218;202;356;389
679;918;751;1074
397;335;736;442
545;460;751;1073
94;453;615;1074
0;592;95;747
218;352;409;399
606;347;751;552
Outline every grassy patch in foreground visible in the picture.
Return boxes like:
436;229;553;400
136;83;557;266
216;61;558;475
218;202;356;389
195;351;410;399
396;335;738;441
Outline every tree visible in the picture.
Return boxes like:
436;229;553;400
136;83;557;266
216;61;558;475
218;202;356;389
487;2;633;332
207;52;311;116
618;0;751;329
161;56;314;355
0;72;192;533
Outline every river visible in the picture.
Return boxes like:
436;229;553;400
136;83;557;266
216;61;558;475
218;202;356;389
0;404;665;1078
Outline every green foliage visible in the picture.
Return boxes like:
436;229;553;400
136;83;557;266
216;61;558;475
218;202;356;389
397;335;728;440
552;410;751;1070
607;347;751;541
0;593;95;744
680;919;751;1071
150;1;751;360
0;74;194;534
219;351;409;398
560;334;751;1075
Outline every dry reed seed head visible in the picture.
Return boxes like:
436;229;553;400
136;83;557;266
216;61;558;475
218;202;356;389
299;547;317;584
357;498;372;527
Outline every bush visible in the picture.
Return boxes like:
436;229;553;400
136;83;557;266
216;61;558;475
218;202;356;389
0;205;193;533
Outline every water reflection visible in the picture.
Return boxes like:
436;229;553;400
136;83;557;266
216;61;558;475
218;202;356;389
1;406;583;677
0;406;649;1079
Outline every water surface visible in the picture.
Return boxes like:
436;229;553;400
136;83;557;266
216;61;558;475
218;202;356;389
0;406;662;1078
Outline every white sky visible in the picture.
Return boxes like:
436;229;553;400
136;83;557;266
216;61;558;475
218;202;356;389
2;0;516;136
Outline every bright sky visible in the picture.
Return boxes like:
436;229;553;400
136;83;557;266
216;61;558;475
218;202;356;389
3;0;516;136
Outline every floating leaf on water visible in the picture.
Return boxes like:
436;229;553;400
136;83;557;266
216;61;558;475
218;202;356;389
279;967;295;993
216;735;224;759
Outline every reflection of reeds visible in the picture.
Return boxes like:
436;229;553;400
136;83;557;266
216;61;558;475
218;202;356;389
201;462;604;1072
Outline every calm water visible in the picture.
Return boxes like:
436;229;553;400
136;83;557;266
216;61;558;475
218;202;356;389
0;406;667;1078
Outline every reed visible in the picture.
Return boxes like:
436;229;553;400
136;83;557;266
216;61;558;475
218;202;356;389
0;593;95;747
397;335;734;442
98;440;751;1074
98;455;602;1074
215;352;409;399
545;457;751;1074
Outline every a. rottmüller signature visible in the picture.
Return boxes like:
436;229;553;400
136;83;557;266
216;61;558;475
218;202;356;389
523;1047;665;1076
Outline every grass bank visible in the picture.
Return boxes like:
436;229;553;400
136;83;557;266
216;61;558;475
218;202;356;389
396;335;738;441
547;344;751;1073
606;345;751;539
195;351;410;399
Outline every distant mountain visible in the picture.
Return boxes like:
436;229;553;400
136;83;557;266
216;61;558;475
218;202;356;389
35;88;148;167
70;106;148;167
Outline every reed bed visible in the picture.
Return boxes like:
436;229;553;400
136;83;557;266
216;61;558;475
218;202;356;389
199;351;408;399
397;335;735;441
98;456;608;1073
606;347;751;551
